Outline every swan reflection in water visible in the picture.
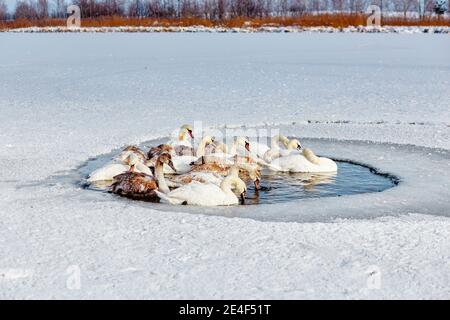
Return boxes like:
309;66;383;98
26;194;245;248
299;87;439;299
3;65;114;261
245;171;338;205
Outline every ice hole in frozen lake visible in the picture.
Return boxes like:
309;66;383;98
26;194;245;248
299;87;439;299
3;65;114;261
70;134;450;222
79;137;398;210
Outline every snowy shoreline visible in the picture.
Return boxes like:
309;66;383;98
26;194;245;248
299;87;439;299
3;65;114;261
3;25;450;34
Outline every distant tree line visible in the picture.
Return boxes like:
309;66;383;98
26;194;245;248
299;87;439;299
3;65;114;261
0;0;447;21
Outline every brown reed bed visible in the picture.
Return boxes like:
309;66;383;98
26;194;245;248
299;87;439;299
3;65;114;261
1;14;449;31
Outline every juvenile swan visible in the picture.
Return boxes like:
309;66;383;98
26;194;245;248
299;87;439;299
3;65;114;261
111;153;176;199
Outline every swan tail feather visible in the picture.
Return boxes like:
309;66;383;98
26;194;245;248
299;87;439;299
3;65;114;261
154;190;185;205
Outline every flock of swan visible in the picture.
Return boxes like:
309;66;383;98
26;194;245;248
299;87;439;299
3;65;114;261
87;124;337;206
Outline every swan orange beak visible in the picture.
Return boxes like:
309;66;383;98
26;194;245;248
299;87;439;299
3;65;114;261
168;160;177;173
188;130;194;139
129;164;135;172
245;142;250;152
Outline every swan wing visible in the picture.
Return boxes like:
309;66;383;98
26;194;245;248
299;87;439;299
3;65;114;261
170;172;223;186
164;183;234;206
155;190;185;205
88;163;128;182
250;142;270;158
169;138;192;148
135;162;153;176
163;155;198;174
274;155;337;173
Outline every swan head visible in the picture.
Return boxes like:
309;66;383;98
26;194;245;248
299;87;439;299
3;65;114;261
237;163;261;190
227;176;247;204
287;139;303;151
221;174;247;202
235;136;250;152
158;153;177;172
179;124;194;140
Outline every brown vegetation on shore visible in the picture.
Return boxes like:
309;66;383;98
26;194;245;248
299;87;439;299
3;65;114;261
1;14;449;31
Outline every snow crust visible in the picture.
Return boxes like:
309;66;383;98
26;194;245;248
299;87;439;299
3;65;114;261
0;33;449;299
4;25;450;34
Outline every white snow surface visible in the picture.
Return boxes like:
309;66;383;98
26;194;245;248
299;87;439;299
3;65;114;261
5;25;450;34
0;33;449;299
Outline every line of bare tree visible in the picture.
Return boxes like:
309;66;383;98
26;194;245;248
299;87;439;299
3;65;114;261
0;0;446;21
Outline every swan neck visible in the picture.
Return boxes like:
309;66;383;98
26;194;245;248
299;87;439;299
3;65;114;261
155;161;170;193
196;138;208;158
271;135;281;148
272;135;288;149
220;177;235;194
303;149;321;164
230;141;238;155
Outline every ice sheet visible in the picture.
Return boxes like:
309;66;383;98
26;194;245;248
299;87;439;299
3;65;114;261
0;33;449;299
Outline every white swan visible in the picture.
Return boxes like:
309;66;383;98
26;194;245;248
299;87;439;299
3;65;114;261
263;135;302;162
156;172;247;206
245;134;290;158
88;153;152;183
269;147;337;173
167;124;195;156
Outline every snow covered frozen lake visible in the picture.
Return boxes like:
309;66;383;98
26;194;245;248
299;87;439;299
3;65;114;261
0;33;449;299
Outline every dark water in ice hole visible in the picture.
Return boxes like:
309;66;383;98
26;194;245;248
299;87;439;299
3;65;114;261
79;139;398;206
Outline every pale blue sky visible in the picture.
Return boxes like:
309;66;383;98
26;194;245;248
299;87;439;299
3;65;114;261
4;0;18;11
3;0;57;12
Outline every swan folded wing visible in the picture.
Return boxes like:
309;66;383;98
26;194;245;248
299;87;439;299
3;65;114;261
120;146;146;162
135;162;153;176
174;145;194;156
159;183;235;206
202;153;235;166
88;163;129;182
154;190;185;205
169;172;223;186
163;155;198;174
190;162;230;176
147;144;173;160
111;172;158;198
273;154;337;173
